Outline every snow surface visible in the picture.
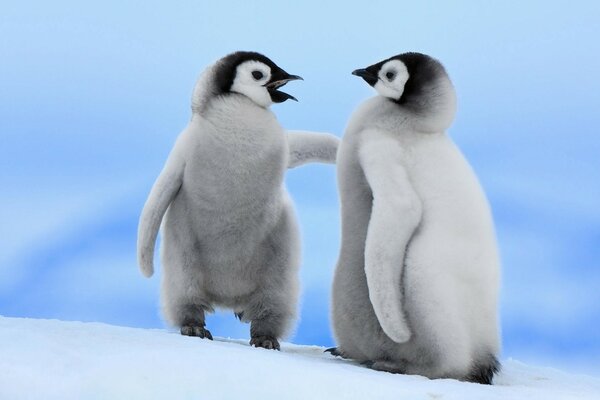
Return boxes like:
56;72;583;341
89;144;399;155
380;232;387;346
1;317;598;400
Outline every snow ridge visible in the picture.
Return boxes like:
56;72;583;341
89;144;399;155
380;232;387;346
1;317;598;400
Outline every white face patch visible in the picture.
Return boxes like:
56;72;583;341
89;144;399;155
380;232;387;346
374;59;409;100
230;60;273;107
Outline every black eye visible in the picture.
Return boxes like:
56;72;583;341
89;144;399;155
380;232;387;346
252;70;264;80
385;71;395;81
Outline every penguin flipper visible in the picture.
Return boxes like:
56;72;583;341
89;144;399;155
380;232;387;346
137;156;185;278
359;133;423;343
286;130;340;168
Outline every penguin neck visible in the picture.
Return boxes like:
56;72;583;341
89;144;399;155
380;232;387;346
190;94;279;139
355;95;455;135
191;92;272;122
398;77;457;133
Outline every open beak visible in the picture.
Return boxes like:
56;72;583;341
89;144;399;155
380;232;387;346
265;71;303;103
352;68;378;87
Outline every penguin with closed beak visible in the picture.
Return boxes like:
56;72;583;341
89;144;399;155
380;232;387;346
330;52;501;383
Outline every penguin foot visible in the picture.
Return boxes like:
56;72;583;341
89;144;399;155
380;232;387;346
250;335;280;350
369;360;406;374
361;360;375;368
324;347;345;358
180;325;213;340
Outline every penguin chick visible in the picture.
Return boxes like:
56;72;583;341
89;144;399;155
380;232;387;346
137;51;339;350
331;52;500;383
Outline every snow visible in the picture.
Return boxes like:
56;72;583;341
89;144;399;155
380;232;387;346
1;316;598;400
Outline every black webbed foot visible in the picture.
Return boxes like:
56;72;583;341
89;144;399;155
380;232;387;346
361;360;375;368
250;335;280;350
369;360;406;374
325;347;345;358
180;325;213;340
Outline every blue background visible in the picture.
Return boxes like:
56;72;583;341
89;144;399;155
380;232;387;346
1;1;599;375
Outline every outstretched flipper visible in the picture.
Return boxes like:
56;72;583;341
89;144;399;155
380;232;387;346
137;151;185;278
286;130;340;168
359;132;423;343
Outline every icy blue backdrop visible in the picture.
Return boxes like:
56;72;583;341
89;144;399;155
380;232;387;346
1;1;599;375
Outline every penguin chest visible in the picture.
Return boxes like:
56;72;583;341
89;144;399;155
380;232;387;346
184;122;287;210
400;136;498;281
176;117;288;265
